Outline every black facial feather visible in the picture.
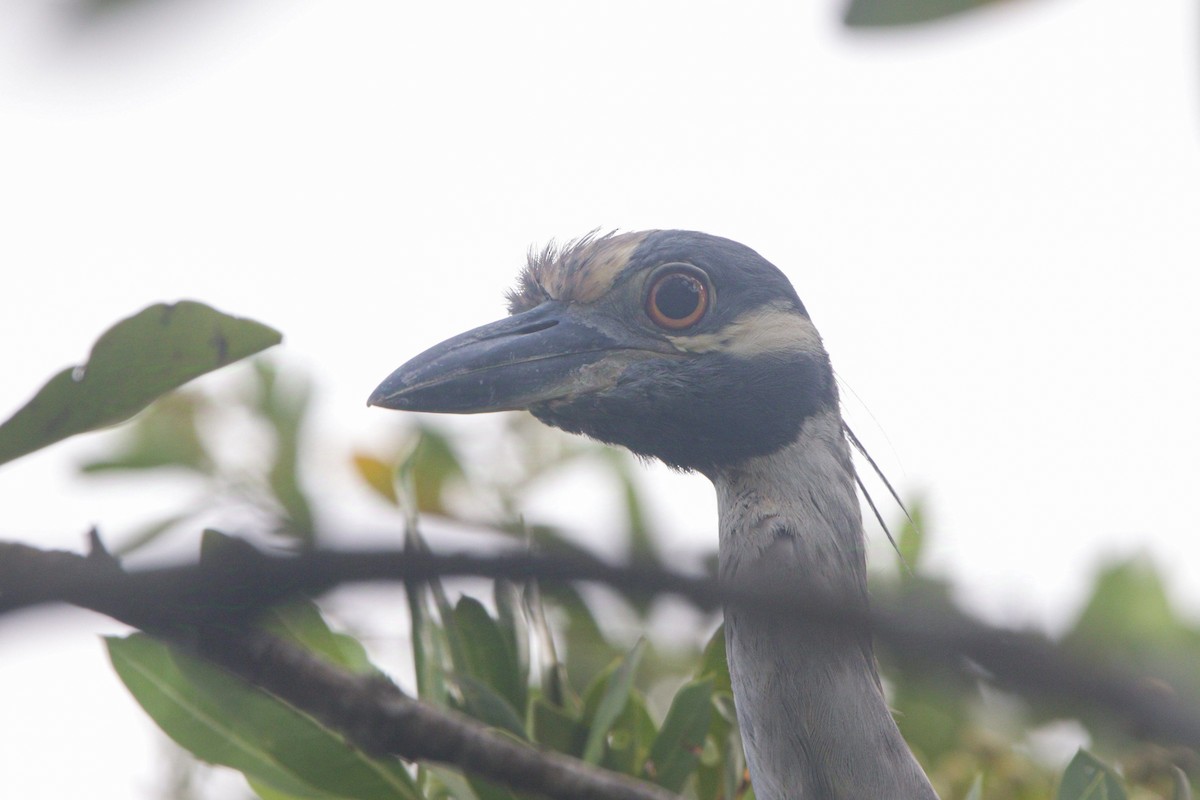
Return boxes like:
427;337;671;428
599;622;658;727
531;349;834;476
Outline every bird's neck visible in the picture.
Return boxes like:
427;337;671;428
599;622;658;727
711;409;937;800
713;408;867;596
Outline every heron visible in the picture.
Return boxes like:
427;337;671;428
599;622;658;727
369;230;938;799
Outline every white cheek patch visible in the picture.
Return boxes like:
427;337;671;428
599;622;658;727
667;305;823;357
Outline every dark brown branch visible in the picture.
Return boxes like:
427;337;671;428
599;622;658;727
0;538;679;800
3;537;1200;757
198;628;679;800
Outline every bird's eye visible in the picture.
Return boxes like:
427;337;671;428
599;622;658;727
646;266;710;330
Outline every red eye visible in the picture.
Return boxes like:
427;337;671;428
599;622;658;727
646;267;710;330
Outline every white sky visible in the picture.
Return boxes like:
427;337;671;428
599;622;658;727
2;0;1199;796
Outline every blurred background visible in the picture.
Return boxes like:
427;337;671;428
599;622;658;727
1;0;1198;797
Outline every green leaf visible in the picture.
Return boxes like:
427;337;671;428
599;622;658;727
463;774;519;800
531;697;588;756
964;773;984;800
425;767;483;800
843;0;1010;27
262;601;375;675
0;301;280;466
1056;749;1128;800
696;625;731;695
895;500;927;576
251;360;315;545
401;425;464;516
1069;559;1184;649
407;579;449;706
452;673;528;739
582;639;646;764
602;691;657;776
453;596;525;716
524;580;573;711
245;776;326;800
493;580;530;708
645;678;714;791
539;580;618;695
694;638;740;800
602;449;659;566
403;529;451;708
79;390;212;474
107;634;421;800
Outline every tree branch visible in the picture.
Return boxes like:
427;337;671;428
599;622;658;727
0;536;680;800
3;535;1200;773
197;627;680;800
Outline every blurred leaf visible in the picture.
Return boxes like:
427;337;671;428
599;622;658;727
603;691;657;776
843;0;1011;27
402;527;452;711
493;580;530;709
353;452;400;505
463;772;519;800
696;625;731;695
497;412;592;495
645;678;713;791
964;773;983;800
252;361;315;546
888;660;974;762
453;596;525;715
1056;558;1200;734
540;581;618;695
602;449;658;564
108;634;420;800
79;391;212;474
407;575;449;707
1056;749;1127;800
0;301;279;467
453;673;527;740
425;767;483;800
1171;766;1194;800
246;776;325;800
694;627;743;800
200;532;377;674
896;500;927;576
262;601;376;676
1068;559;1190;651
694;683;740;800
531;697;588;756
582;639;646;764
401;425;464;516
111;509;200;556
524;579;573;711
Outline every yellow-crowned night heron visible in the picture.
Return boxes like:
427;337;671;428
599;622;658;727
369;230;938;799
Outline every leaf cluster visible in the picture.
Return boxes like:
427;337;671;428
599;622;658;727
1;302;1198;799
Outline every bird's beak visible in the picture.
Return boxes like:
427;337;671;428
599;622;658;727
368;301;634;413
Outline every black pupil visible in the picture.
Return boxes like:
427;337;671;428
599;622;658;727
656;275;701;320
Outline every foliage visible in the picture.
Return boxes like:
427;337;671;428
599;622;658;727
1;303;1198;799
842;0;1009;28
0;301;279;467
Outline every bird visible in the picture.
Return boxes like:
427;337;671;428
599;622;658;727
368;230;938;799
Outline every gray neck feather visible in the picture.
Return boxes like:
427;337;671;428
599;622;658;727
712;409;937;800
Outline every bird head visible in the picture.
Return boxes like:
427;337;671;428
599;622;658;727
369;230;838;477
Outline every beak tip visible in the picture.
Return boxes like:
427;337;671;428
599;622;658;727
367;382;405;410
